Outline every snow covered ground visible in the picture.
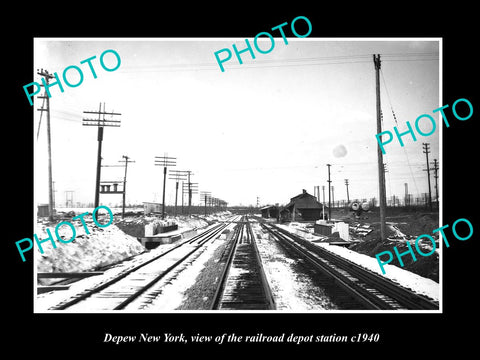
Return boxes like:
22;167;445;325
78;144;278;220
35;212;233;312
253;221;339;311
35;212;439;312
132;222;237;311
36;209;213;274
35;238;187;312
275;222;440;303
36;218;145;274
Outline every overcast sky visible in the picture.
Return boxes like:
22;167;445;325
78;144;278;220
33;38;440;207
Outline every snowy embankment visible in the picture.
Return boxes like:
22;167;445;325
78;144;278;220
36;208;212;274
36;217;145;273
276;223;439;303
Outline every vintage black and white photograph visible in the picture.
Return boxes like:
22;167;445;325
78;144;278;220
31;38;441;313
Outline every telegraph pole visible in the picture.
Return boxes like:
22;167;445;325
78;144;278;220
169;170;189;216
155;154;176;219
182;181;198;215
322;185;325;220
65;190;74;208
200;191;211;216
82;103;121;208
327;164;332;220
37;69;55;221
432;159;439;206
120;155;135;218
344;179;350;204
423;143;433;211
187;171;193;212
374;54;387;240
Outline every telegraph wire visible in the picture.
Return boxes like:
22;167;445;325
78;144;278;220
119;52;438;73
380;68;422;196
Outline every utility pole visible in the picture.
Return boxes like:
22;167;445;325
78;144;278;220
169;170;189;216
344;179;350;203
119;155;135;218
432;159;439;207
82;103;121;208
422;143;433;211
187;171;193;213
200;191;211;216
37;69;55;221
327;164;332;221
183;181;198;214
322;185;325;220
65;190;74;208
374;54;387;240
154;154;176;219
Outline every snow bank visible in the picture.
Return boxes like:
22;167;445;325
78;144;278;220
36;218;145;273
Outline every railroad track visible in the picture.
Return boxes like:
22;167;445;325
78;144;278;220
210;216;276;310
260;222;438;310
49;219;235;311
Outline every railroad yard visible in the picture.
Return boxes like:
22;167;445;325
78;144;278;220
36;207;439;312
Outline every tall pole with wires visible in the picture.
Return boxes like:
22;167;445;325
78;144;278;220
82;103;121;208
37;69;55;221
432;159;439;207
423;143;433;211
169;170;188;216
120;155;135;218
155;154;176;219
374;54;387;240
327;164;332;220
344;179;350;204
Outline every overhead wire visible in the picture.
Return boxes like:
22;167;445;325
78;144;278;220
119;52;438;73
36;95;46;141
380;67;421;196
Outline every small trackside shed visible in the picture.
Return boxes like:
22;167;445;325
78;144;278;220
260;205;279;219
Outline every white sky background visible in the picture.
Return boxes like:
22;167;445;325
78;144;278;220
33;38;440;207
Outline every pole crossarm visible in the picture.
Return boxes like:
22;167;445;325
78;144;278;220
83;110;122;116
82;120;121;127
82;103;121;208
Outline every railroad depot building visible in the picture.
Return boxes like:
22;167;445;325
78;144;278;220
280;189;328;221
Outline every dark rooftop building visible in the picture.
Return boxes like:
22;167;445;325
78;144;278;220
282;189;327;221
260;205;279;219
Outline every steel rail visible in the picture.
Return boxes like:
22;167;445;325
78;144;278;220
209;218;243;310
261;222;438;310
211;216;276;310
113;221;229;310
49;221;229;310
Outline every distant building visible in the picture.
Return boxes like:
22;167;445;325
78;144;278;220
260;205;279;219
281;189;327;221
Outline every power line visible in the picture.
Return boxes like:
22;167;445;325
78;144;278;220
120;52;438;73
380;67;421;196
